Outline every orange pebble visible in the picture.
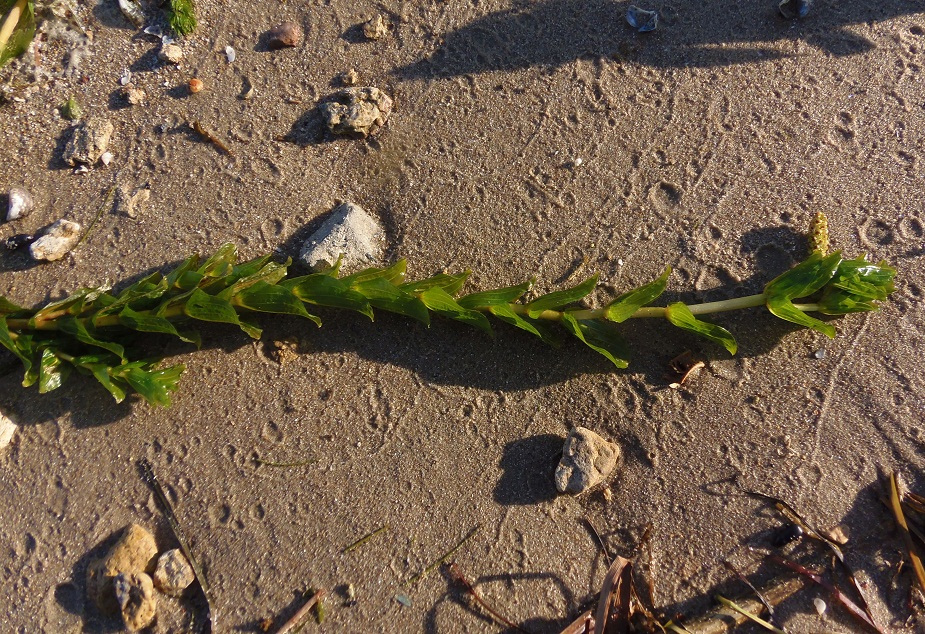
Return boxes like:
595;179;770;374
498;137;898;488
188;78;204;93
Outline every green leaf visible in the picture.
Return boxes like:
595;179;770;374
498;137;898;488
30;287;112;325
526;274;599;319
237;319;262;339
0;0;35;68
817;256;896;315
0;316;32;375
419;286;492;334
0;296;26;314
197;243;238;278
605;267;671;322
400;272;471;296
115;362;185;407
281;275;373;319
167;0;197;36
764;251;842;300
488;304;558;345
71;356;128;402
96;274;169;316
57;317;126;359
38;348;69;393
766;295;836;338
560;313;630;368
183;289;240;324
352;278;430;324
165;255;200;288
118;306;196;343
217;258;290;297
457;280;533;309
665;302;738;354
232;281;321;326
341;260;407;286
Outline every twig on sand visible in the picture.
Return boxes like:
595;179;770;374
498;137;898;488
447;561;529;633
139;458;215;633
406;524;481;587
274;588;325;634
192;121;233;156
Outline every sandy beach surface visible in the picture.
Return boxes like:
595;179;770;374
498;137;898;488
1;0;924;632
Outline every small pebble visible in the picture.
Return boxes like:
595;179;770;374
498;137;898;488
100;151;113;166
813;597;827;616
0;411;17;451
363;14;388;40
267;21;303;49
395;594;412;607
62;116;114;166
299;201;385;272
29;219;82;262
188;78;204;93
153;549;194;597
86;524;158;614
158;43;184;64
813;349;825;359
114;572;157;631
339;69;359;86
122;86;146;106
225;45;236;63
554;426;621;494
770;523;804;547
119;69;132;86
6;187;34;221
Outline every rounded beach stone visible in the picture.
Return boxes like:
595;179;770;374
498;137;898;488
86;524;158;614
6;187;33;221
114;572;157;631
153;548;195;597
268;21;303;49
554;426;621;494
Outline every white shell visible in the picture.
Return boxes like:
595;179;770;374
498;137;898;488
6;187;34;221
813;597;827;616
118;0;145;27
100;151;113;166
225;46;236;63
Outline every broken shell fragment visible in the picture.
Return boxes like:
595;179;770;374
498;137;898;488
6;187;34;221
118;0;145;27
225;45;236;63
626;5;658;32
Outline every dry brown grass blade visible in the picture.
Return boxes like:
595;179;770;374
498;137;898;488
678;575;804;634
767;554;883;633
889;471;925;596
593;556;633;634
447;562;529;633
559;609;594;634
274;588;325;634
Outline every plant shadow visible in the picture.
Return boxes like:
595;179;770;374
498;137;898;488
394;0;922;79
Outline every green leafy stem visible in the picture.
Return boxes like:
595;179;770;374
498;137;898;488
0;245;895;406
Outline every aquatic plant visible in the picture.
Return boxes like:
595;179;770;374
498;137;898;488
0;222;895;406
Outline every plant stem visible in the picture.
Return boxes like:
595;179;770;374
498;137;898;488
0;0;27;54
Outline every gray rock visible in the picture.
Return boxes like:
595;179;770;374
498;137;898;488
300;202;385;272
29;220;82;262
153;549;194;597
6;187;33;221
319;87;393;138
86;524;158;614
554;426;621;494
114;572;157;631
63;116;114;166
